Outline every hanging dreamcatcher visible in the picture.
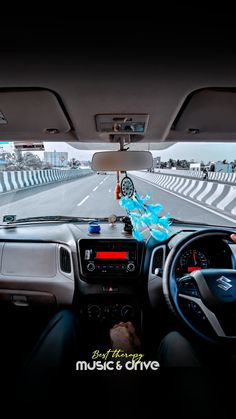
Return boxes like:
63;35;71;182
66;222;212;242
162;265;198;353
120;172;135;198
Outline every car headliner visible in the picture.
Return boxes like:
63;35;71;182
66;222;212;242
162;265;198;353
0;15;236;144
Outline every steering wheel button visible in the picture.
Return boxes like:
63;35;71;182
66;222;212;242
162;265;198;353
189;301;206;320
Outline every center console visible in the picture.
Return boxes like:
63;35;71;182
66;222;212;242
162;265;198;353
78;239;144;335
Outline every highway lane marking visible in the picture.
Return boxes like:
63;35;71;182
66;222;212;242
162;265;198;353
136;177;236;224
77;195;90;206
99;181;104;185
109;188;111;192
93;186;99;191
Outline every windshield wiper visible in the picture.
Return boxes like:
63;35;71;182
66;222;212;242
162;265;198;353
4;215;126;224
169;217;213;226
5;215;96;224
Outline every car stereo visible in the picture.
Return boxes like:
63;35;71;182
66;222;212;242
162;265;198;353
79;239;140;280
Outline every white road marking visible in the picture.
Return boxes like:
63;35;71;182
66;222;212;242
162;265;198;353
136;177;236;224
77;195;89;206
99;181;104;185
109;188;111;192
93;186;99;191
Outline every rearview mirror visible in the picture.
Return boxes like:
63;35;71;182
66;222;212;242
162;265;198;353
91;151;153;171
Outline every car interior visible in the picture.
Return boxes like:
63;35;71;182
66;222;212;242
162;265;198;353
1;13;236;416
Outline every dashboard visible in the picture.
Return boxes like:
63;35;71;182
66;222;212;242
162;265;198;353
0;221;235;311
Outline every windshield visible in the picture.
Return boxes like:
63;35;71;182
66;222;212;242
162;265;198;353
0;141;236;227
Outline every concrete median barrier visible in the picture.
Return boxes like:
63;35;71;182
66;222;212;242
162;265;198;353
0;169;92;194
132;171;236;218
154;169;236;184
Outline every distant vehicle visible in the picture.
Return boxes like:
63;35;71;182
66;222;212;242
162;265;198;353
97;171;107;175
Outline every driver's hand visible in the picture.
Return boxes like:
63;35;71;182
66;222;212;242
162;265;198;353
110;321;141;353
231;234;236;243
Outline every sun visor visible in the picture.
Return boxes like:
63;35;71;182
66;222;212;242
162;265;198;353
167;88;236;141
0;88;76;141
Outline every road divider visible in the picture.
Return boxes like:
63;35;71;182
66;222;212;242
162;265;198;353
0;169;92;194
155;169;236;184
132;171;236;218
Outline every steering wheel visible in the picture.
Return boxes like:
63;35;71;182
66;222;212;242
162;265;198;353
163;228;236;345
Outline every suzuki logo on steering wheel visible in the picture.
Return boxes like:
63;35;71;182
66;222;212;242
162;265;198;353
216;276;233;291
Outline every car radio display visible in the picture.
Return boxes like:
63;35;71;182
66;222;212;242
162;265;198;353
80;240;138;278
95;251;129;260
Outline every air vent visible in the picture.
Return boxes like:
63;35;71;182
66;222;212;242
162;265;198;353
152;246;164;274
60;247;71;273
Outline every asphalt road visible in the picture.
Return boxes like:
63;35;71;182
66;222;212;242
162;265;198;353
0;173;236;227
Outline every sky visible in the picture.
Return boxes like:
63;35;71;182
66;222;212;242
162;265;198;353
1;141;236;164
152;143;236;163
